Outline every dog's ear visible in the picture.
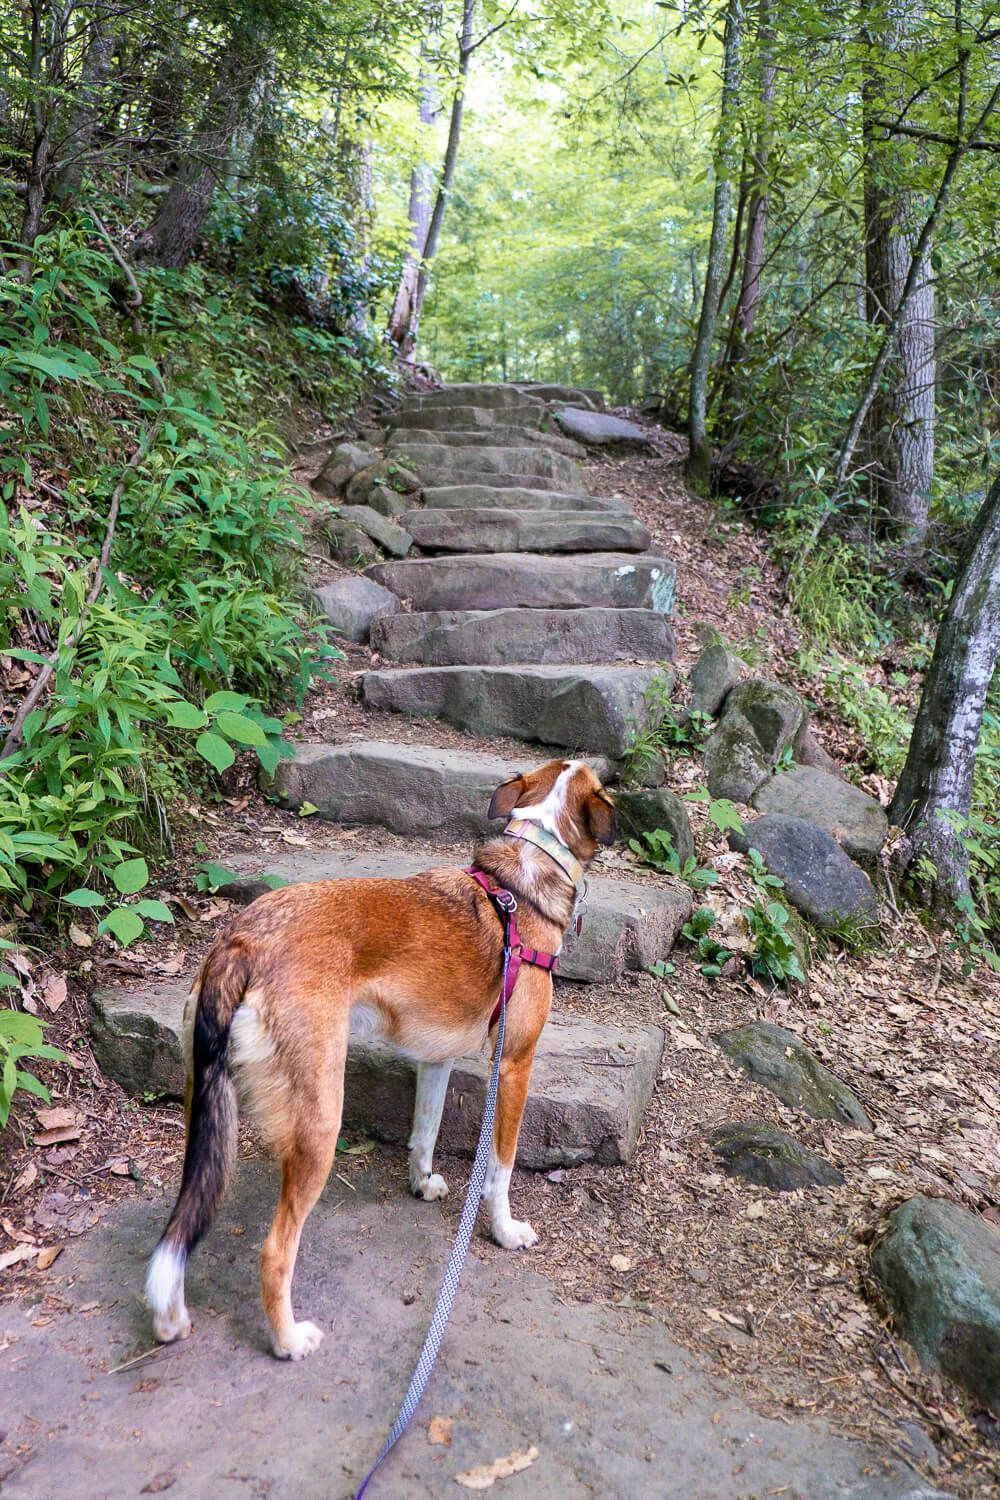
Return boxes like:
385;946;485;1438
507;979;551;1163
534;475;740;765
584;790;617;846
489;774;526;820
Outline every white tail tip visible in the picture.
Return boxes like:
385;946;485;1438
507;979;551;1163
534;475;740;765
146;1242;191;1343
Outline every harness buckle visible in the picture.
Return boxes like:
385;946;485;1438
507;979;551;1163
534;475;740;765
493;888;517;914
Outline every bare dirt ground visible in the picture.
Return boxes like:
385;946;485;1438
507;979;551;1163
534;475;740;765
2;413;999;1496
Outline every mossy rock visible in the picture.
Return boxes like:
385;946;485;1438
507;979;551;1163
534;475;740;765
712;1020;871;1129
709;1122;844;1191
617;788;694;864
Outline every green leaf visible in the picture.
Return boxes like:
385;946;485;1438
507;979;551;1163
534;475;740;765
64;887;106;908
134;899;174;923
255;739;280;776
164;699;208;730
98;907;145;946
214;710;267;747
196;731;235;772
196;862;239;892
14;350;90;380
298;801;319;817
111;857;149;895
203;690;251;713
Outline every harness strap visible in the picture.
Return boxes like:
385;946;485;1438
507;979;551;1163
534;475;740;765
465;867;560;1027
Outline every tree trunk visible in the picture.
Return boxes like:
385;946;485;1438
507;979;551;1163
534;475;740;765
387;10;441;354
686;0;742;492
732;0;775;347
862;4;936;556
889;473;1000;908
396;0;476;358
132;30;262;269
55;10;116;202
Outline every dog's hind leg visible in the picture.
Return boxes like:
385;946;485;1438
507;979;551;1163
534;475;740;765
408;1060;453;1201
259;1017;347;1361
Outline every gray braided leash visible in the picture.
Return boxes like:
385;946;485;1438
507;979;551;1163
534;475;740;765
354;942;510;1498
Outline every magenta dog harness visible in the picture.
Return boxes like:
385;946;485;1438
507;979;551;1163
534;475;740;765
465;867;560;1027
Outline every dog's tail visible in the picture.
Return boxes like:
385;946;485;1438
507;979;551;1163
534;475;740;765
146;942;249;1342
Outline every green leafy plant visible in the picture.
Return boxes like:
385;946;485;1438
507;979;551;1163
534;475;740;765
745;846;785;893
623;672;710;784
680;906;733;977
744;900;806;985
0;1007;67;1127
628;829;718;890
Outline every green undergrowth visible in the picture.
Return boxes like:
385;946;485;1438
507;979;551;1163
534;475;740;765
0;223;382;991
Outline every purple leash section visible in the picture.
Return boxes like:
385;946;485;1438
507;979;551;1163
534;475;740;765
354;907;514;1498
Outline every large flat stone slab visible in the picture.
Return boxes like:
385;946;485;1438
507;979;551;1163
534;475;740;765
371;605;676;666
555;407;653;450
408;382;548;409
362;663;659;758
365;553;676;613
389;442;584;489
0;1168;915;1500
90;979;662;1168
390;402;545;430
405;507;650;554
386;427;587;459
423;483;627;512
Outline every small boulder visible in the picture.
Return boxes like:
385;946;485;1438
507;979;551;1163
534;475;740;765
347;459;421;504
553;407;653;451
312;575;401;644
617;788;695;864
708;1122;844;1191
712;1020;872;1129
337;504;413;559
312;442;379;498
795;725;843;778
729;813;879;929
689;642;743;717
703;715;772;802
872;1196;1000;1412
324;518;379;566
725;679;807;760
366;483;411;520
752;766;888;864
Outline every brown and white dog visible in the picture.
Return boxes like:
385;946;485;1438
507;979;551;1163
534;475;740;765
147;758;615;1359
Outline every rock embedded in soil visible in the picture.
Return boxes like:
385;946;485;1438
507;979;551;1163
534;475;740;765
724;678;807;759
616;787;695;864
872;1195;1000;1412
312;441;379;497
703;714;773;802
751;766;888;864
364;483;411;520
90;979;664;1168
689;642;743;717
708;1122;845;1191
712;1020;872;1129
324;518;379;566
311;575;400;644
370;605;676;668
553;406;654;451
362;662;661;759
729;813;879;929
336;504;413;558
345;458;421;504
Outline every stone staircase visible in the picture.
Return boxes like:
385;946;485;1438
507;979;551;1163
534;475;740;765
91;381;687;1171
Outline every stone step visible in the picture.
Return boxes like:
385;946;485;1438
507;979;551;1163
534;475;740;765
513;382;606;410
389;403;545;431
365;553;677;613
389;442;585;489
362;662;662;759
406;383;547;410
423;484;628;513
272;741;609;837
404;507;651;555
386;426;586;459
89;978;664;1168
371;605;676;667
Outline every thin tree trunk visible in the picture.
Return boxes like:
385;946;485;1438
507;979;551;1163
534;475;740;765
406;0;477;355
387;10;441;353
686;0;742;492
862;3;936;556
889;473;1000;909
56;10;116;201
732;0;775;347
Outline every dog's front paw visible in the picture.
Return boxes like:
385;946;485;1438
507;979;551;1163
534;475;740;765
411;1169;449;1202
493;1217;538;1250
273;1320;324;1361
